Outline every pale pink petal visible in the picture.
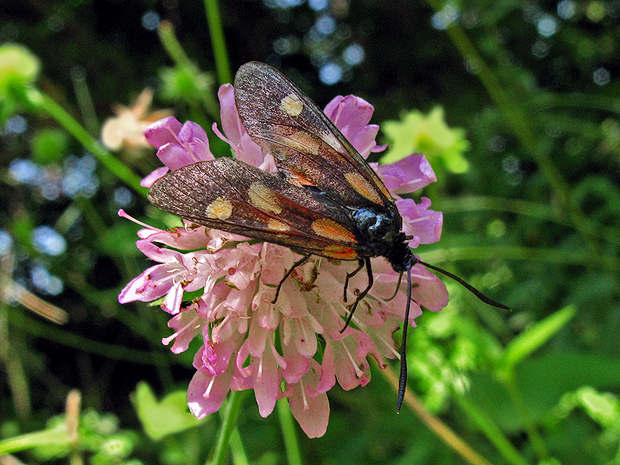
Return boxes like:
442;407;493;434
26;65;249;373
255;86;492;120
288;362;330;438
141;166;169;187
252;342;281;417
281;339;311;384
410;261;449;312
163;306;202;353
118;263;174;303
156;143;200;170
187;369;232;418
397;198;443;246
162;281;185;315
217;84;244;145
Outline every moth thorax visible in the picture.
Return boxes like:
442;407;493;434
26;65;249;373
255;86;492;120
353;207;394;242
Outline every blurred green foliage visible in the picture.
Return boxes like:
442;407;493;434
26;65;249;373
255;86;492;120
1;0;619;464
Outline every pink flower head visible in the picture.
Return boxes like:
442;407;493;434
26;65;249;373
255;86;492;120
120;85;448;438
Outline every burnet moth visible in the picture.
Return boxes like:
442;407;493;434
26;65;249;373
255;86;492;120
148;62;509;411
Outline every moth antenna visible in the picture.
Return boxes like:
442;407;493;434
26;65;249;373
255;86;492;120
397;265;413;413
417;260;510;310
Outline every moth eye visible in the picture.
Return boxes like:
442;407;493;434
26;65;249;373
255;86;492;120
311;218;357;243
248;182;283;214
206;197;234;220
280;94;304;117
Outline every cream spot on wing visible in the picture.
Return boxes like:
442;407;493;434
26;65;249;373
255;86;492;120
311;218;357;243
281;94;304;117
248;182;282;214
206;197;233;220
267;219;290;231
344;171;383;204
319;131;343;150
283;130;321;155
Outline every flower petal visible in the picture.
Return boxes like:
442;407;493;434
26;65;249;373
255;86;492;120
145;116;183;148
288;362;330;438
379;153;436;194
187;368;232;418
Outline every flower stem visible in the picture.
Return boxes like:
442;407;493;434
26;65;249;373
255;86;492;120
504;375;549;461
453;392;531;465
157;21;220;121
209;390;246;465
379;365;494;465
203;0;232;86
277;398;304;465
24;88;147;196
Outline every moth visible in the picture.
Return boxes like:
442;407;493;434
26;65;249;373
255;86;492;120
148;61;509;411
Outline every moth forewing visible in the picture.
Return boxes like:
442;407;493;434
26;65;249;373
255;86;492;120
148;158;363;260
234;61;393;210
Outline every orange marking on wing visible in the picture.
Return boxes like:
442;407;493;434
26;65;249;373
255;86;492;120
311;218;357;243
285;167;315;187
322;245;359;260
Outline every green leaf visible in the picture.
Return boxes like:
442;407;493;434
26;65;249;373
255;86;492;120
502;305;576;371
132;382;206;441
380;106;470;173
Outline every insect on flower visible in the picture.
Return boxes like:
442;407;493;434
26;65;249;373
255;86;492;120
148;61;509;412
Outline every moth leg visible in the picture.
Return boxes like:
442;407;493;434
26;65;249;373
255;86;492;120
384;271;404;302
340;257;373;332
272;254;312;304
343;259;365;302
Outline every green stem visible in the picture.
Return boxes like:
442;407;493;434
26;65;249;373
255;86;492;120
209;390;246;465
379;365;494;465
70;65;99;136
24;88;147;196
203;0;232;85
9;312;175;366
530;92;620;114
277;398;304;465
157;20;220;120
229;427;249;465
0;423;68;455
504;375;549;461
453;393;531;465
437;196;620;248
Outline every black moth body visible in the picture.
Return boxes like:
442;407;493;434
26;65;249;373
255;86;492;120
148;61;508;412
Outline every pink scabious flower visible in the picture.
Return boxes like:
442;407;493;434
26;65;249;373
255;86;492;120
119;84;448;438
